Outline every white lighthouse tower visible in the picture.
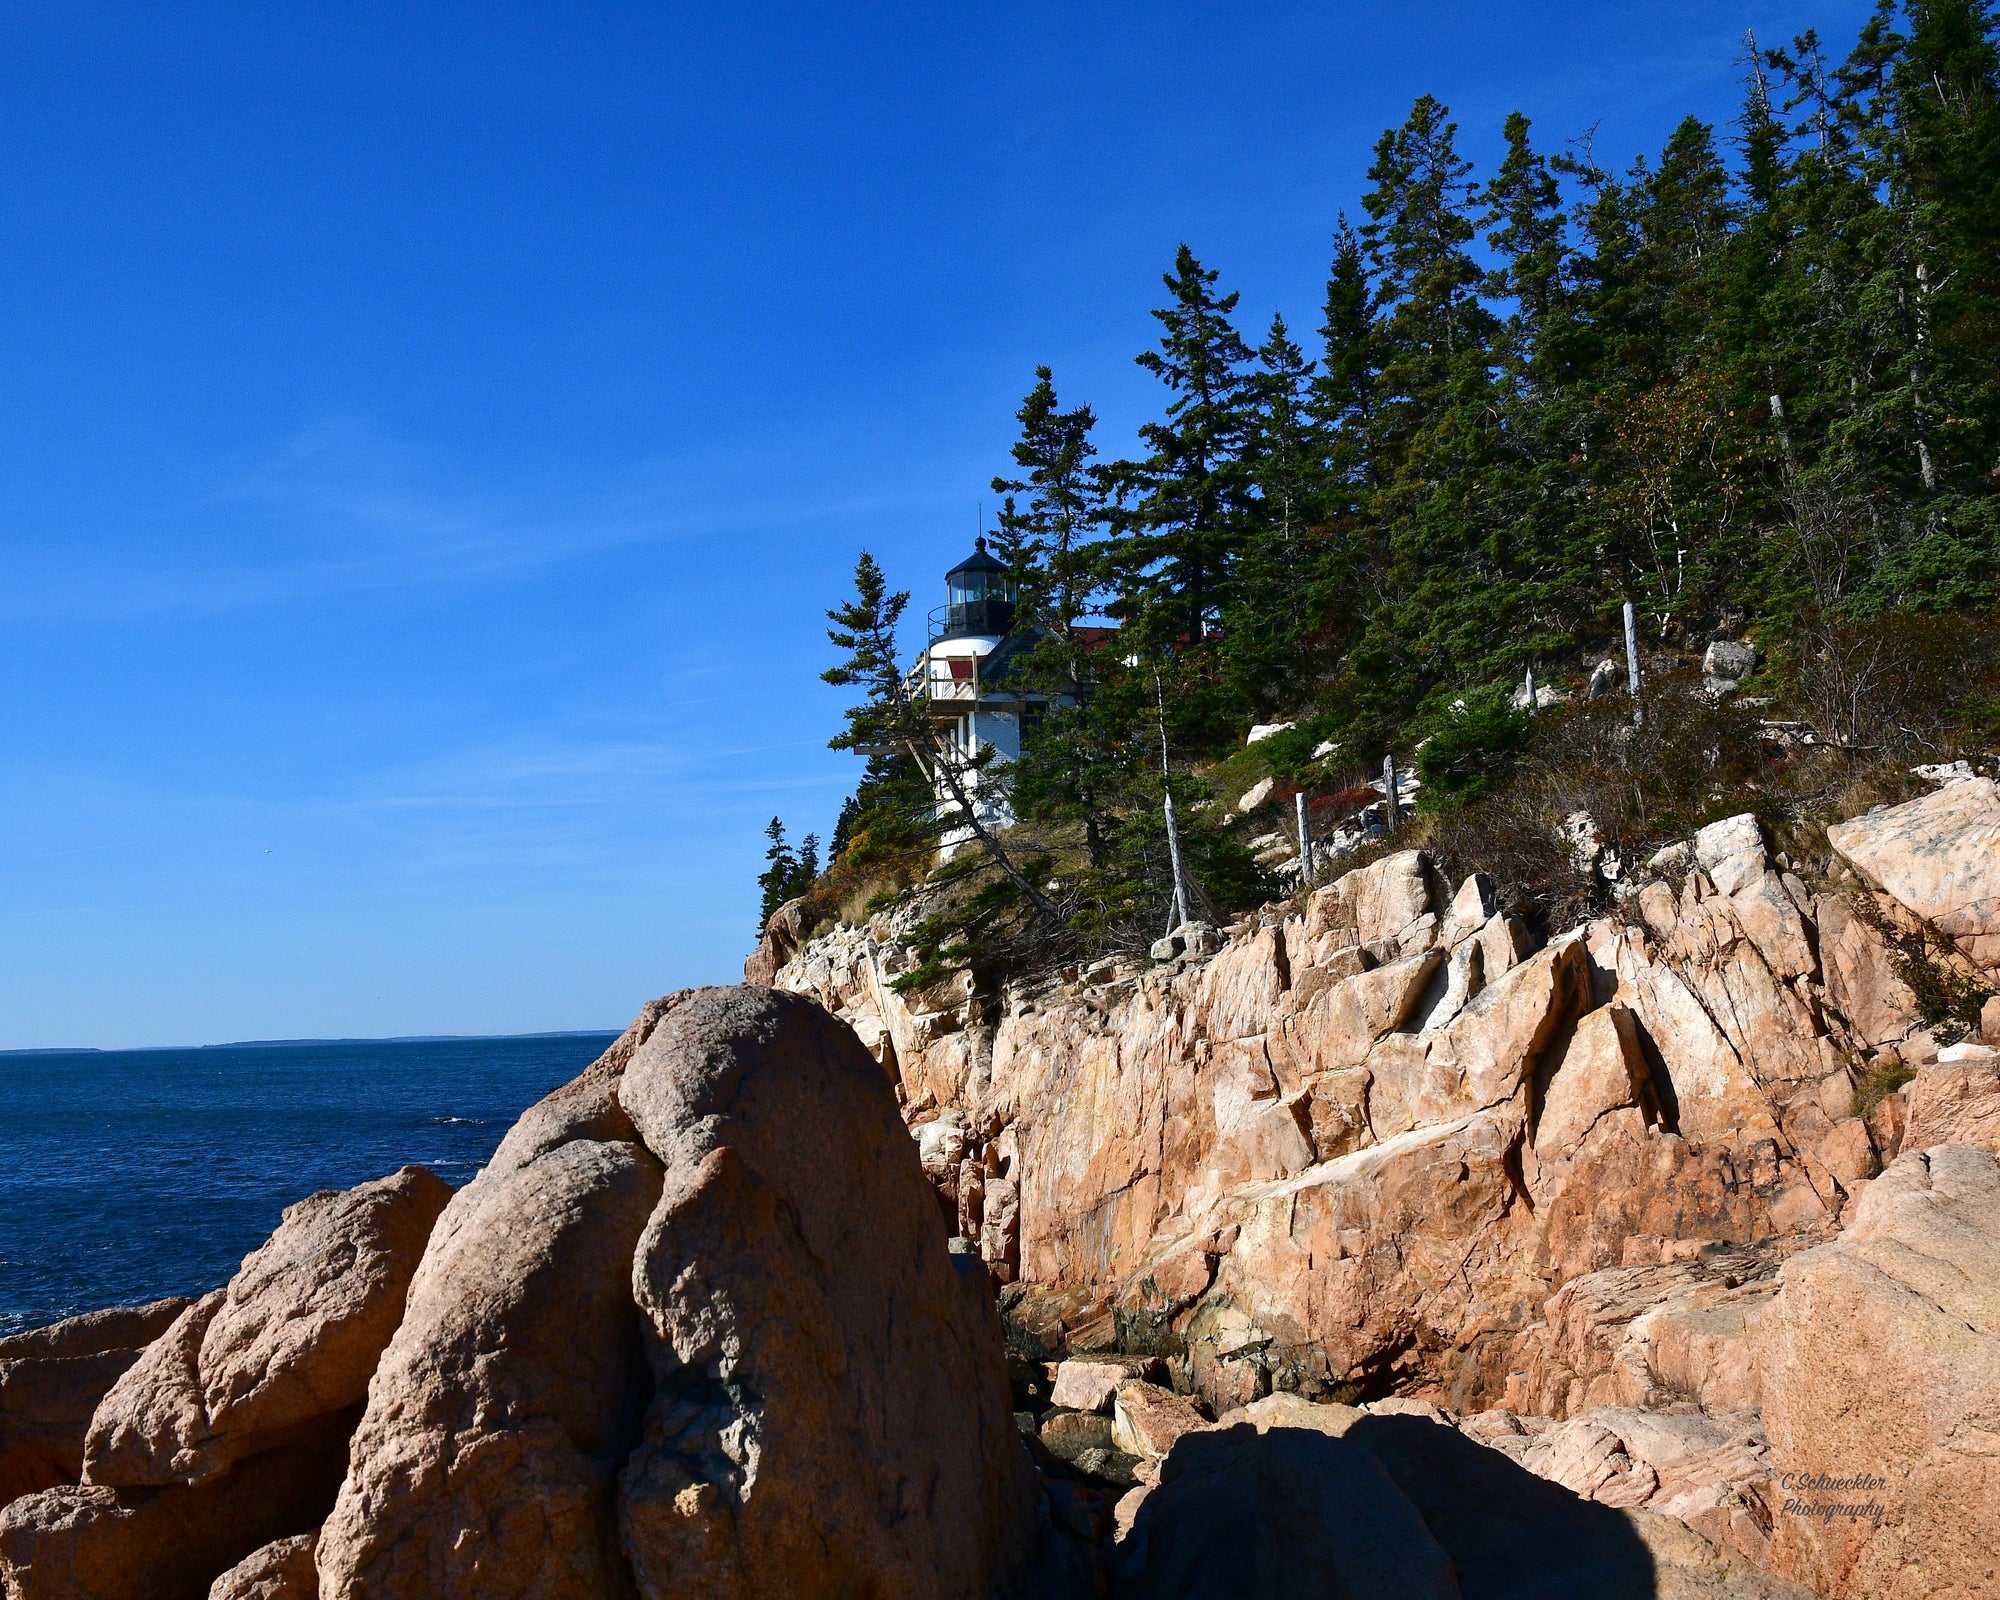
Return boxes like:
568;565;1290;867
917;539;1041;857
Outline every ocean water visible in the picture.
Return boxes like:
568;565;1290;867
0;1034;616;1337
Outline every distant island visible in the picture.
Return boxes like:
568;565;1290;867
0;1047;104;1056
202;1031;620;1050
0;1030;618;1057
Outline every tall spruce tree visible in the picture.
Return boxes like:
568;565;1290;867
1344;96;1509;739
989;367;1122;865
1104;246;1260;673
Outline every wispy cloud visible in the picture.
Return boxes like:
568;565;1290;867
1;406;988;627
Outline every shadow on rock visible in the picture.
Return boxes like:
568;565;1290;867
1348;1412;1659;1600
1111;1422;1464;1599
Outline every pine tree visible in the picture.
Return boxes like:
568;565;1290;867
1313;217;1381;481
756;817;798;935
990;365;1106;649
1341;96;1510;741
1104;246;1261;665
989;367;1122;866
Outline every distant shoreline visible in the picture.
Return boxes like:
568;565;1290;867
0;1030;620;1057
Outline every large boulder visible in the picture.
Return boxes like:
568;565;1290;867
484;994;686;1178
612;985;1037;1599
1113;1408;1462;1599
84;1168;451;1488
1903;1047;2000;1156
0;1430;346;1600
209;1532;318;1600
315;1138;664;1600
0;1297;190;1505
1827;777;2000;971
1757;1143;2000;1599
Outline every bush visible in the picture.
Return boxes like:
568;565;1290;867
1790;610;1998;758
1256;716;1342;781
1416;690;1531;811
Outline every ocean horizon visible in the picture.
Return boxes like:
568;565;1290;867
0;1031;618;1337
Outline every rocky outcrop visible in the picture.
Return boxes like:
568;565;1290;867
1757;1143;2000;1600
1827;776;2000;972
209;1532;319;1600
768;827;1862;1416
754;780;2000;1583
743;898;813;987
84;1168;451;1487
0;1297;190;1505
315;1137;663;1600
0;1431;348;1600
611;986;1037;1599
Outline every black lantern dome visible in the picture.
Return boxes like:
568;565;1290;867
942;537;1017;638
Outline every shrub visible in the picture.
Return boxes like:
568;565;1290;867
1416;690;1531;811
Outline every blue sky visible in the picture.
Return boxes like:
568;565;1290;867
0;0;1871;1048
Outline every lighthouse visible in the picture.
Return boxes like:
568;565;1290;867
918;539;1045;857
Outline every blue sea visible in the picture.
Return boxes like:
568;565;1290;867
0;1034;617;1338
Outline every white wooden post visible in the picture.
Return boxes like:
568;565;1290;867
1157;672;1190;932
1523;663;1537;715
1622;600;1644;726
1163;792;1190;931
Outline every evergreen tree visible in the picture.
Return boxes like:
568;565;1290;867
1221;313;1331;710
1104;246;1261;667
1313;217;1382;482
1342;95;1509;741
989;367;1122;866
756;817;798;935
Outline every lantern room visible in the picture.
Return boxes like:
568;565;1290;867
942;538;1017;639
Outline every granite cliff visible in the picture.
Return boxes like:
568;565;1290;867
0;779;1994;1598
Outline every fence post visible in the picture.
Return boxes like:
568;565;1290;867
1623;600;1645;726
1163;792;1190;931
1156;672;1191;932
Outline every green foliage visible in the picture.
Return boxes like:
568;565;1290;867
755;818;819;936
807;1;2000;983
1252;718;1342;781
1416;692;1531;811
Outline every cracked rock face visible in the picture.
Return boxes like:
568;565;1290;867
612;986;1037;1600
315;1137;665;1600
1757;1144;2000;1600
84;1168;452;1489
